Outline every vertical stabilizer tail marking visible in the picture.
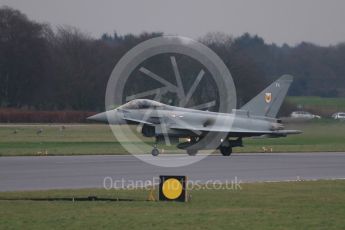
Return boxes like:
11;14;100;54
240;75;293;118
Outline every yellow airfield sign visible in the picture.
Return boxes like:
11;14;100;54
159;175;187;202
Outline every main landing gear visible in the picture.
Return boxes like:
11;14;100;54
186;149;198;156
219;146;232;156
219;137;242;156
186;137;198;156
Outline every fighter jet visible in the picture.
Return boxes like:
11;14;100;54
88;75;301;156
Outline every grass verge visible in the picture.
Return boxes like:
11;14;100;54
0;121;345;156
0;180;344;229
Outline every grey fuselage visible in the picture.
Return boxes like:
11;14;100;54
96;103;286;139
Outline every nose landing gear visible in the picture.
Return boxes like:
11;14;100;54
151;146;160;156
151;141;160;156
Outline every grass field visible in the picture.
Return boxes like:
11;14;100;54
287;96;345;110
240;120;345;153
0;180;344;229
286;96;345;116
0;124;127;156
0;121;345;156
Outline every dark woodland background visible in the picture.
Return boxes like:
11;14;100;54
1;6;344;117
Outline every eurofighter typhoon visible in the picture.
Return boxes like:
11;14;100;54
88;75;301;156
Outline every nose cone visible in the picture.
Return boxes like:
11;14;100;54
87;112;108;122
87;110;125;124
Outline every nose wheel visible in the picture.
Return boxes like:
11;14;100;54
151;147;160;156
151;141;160;156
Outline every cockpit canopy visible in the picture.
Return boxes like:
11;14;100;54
118;99;164;110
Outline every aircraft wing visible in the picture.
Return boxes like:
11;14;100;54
169;124;301;137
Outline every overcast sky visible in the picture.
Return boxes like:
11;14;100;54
2;0;345;46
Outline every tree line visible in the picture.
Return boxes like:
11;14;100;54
1;6;344;112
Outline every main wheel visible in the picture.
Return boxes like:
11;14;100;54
187;149;198;156
220;146;232;156
151;148;160;156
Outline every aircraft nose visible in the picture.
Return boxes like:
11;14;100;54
87;112;107;122
87;110;125;124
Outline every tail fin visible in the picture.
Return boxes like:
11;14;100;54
240;75;293;118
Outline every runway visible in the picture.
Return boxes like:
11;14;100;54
1;152;345;191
